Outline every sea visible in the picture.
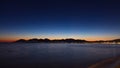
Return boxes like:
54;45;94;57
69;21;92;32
0;43;120;68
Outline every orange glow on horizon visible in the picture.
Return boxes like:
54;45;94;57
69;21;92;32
0;36;117;42
0;40;15;42
1;32;119;42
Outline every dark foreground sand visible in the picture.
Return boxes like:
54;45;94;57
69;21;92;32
89;56;120;68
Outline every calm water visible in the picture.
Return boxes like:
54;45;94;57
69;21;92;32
0;43;120;68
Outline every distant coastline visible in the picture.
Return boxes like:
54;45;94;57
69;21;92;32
14;38;120;44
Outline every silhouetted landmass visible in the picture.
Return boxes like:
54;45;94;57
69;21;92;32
109;39;120;44
92;39;120;44
112;39;120;42
15;39;27;43
15;38;120;44
93;40;106;43
15;38;87;43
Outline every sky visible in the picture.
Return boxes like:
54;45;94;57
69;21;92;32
0;0;120;42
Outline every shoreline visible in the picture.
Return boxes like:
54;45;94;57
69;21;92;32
89;56;120;68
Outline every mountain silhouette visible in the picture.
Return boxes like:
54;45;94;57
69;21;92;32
15;38;87;43
15;38;120;44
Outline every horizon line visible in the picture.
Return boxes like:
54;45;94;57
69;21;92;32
0;38;119;43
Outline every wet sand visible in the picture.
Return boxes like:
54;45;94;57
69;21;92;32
89;56;120;68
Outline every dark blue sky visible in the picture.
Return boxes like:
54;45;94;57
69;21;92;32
0;0;120;41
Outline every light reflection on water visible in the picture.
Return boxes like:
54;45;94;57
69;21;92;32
0;43;120;68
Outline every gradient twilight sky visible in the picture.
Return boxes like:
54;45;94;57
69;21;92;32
0;0;120;42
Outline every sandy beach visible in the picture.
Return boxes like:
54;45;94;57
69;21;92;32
89;56;120;68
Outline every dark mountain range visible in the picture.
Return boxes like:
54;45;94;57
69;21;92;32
15;38;120;44
15;38;87;43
